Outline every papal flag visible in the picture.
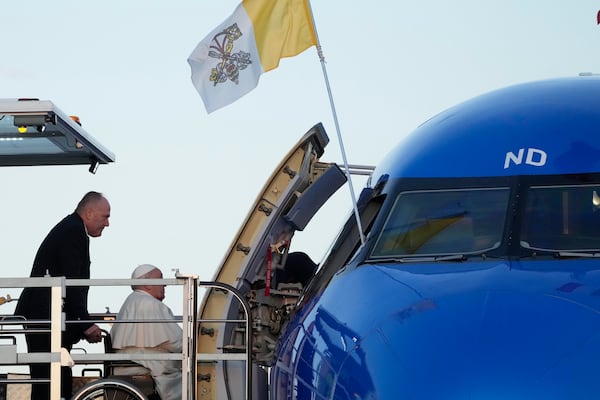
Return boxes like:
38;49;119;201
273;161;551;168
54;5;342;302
188;0;317;113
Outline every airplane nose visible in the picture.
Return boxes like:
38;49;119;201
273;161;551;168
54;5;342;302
349;289;600;399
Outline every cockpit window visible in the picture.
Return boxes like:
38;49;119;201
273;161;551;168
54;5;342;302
520;185;600;252
371;188;509;257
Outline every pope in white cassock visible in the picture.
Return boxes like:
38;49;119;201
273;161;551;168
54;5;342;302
111;264;183;400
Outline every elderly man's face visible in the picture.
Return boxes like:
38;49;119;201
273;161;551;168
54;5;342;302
143;268;165;301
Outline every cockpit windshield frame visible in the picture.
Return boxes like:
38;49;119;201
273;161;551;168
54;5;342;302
369;187;510;259
520;183;600;253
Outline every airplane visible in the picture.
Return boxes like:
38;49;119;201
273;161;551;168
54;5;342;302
198;74;600;399
3;74;600;400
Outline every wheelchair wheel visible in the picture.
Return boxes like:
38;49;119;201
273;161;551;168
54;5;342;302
71;377;149;400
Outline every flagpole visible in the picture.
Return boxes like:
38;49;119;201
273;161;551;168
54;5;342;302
307;1;366;246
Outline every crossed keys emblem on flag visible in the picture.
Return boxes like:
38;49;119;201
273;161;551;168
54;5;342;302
207;23;253;86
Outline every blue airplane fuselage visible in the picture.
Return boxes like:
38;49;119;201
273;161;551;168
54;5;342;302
271;76;600;399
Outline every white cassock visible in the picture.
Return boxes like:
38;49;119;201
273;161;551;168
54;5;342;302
111;290;183;400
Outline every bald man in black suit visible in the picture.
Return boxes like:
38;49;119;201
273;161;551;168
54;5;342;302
15;191;111;400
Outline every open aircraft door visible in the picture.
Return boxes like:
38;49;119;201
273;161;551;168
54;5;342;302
197;123;347;400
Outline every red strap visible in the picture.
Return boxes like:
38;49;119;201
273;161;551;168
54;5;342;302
265;247;272;296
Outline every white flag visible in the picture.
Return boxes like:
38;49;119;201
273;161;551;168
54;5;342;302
188;0;317;113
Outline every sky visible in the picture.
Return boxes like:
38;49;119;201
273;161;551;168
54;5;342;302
0;0;599;321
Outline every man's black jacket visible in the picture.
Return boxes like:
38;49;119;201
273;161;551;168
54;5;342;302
15;213;93;346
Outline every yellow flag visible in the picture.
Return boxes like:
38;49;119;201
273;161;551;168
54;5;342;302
246;0;317;72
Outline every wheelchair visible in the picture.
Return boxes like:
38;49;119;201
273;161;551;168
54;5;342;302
71;330;159;400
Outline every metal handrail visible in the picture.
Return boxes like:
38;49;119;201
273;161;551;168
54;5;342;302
0;276;253;400
198;280;253;400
